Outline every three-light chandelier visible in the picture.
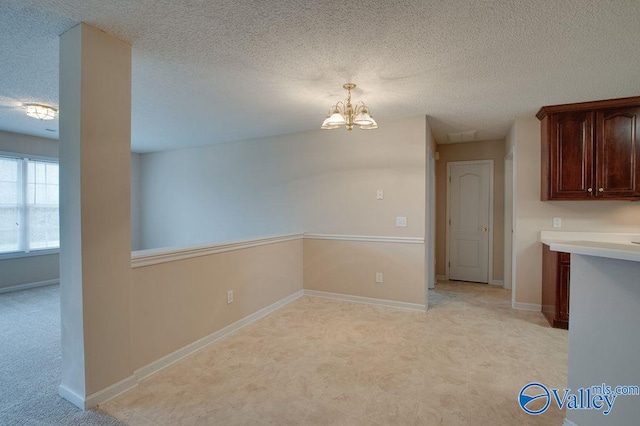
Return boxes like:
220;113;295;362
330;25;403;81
321;83;378;132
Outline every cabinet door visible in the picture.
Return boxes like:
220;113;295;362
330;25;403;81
549;112;594;199
596;107;640;198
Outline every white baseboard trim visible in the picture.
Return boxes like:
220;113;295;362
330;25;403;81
512;301;542;312
563;418;579;426
60;375;138;410
0;278;59;294
58;384;87;410
434;276;504;287
304;289;425;312
86;375;138;409
134;289;305;383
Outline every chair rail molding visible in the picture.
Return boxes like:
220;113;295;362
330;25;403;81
131;233;304;268
304;234;424;244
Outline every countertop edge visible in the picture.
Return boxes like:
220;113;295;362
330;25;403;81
539;231;640;245
548;241;640;263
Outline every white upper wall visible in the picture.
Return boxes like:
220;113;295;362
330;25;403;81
138;116;427;249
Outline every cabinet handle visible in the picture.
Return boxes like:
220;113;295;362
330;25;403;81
599;188;604;192
587;187;593;193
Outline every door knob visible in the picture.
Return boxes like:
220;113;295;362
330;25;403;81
587;188;593;193
599;188;604;192
481;227;488;232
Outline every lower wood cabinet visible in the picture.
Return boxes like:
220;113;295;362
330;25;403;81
542;244;570;329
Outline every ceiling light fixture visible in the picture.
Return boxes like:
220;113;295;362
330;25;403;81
321;83;378;132
24;103;57;120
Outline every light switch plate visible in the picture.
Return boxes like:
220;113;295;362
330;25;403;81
552;217;562;228
375;272;383;283
376;190;384;200
227;290;234;304
396;216;407;227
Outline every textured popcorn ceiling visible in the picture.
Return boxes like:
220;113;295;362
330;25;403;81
1;0;639;152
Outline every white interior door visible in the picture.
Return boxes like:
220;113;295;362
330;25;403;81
448;161;492;283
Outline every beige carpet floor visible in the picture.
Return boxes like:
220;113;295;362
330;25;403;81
101;282;568;425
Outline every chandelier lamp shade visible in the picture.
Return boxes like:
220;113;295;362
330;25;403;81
321;83;378;132
24;103;57;120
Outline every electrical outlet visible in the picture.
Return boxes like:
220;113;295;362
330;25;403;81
553;217;562;228
375;272;383;283
396;216;407;227
227;290;234;304
376;189;384;200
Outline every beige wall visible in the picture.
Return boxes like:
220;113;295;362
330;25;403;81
303;239;425;304
512;116;640;305
435;140;506;282
131;239;303;369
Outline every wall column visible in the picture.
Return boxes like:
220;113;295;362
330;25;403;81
59;23;132;408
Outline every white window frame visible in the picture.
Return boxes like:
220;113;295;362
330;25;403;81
0;151;59;260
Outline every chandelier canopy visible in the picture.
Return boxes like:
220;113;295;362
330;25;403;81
321;83;378;132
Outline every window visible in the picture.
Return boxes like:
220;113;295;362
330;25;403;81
0;155;59;255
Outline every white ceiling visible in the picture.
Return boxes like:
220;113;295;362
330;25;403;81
1;0;639;153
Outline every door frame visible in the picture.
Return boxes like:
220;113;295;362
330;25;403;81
445;159;495;284
504;146;514;290
427;152;436;290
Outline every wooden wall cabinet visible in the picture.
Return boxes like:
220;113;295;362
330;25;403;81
542;244;570;329
538;96;640;201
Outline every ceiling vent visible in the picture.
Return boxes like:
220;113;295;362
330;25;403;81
447;130;477;143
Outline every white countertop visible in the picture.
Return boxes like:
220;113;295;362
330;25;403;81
540;231;640;262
